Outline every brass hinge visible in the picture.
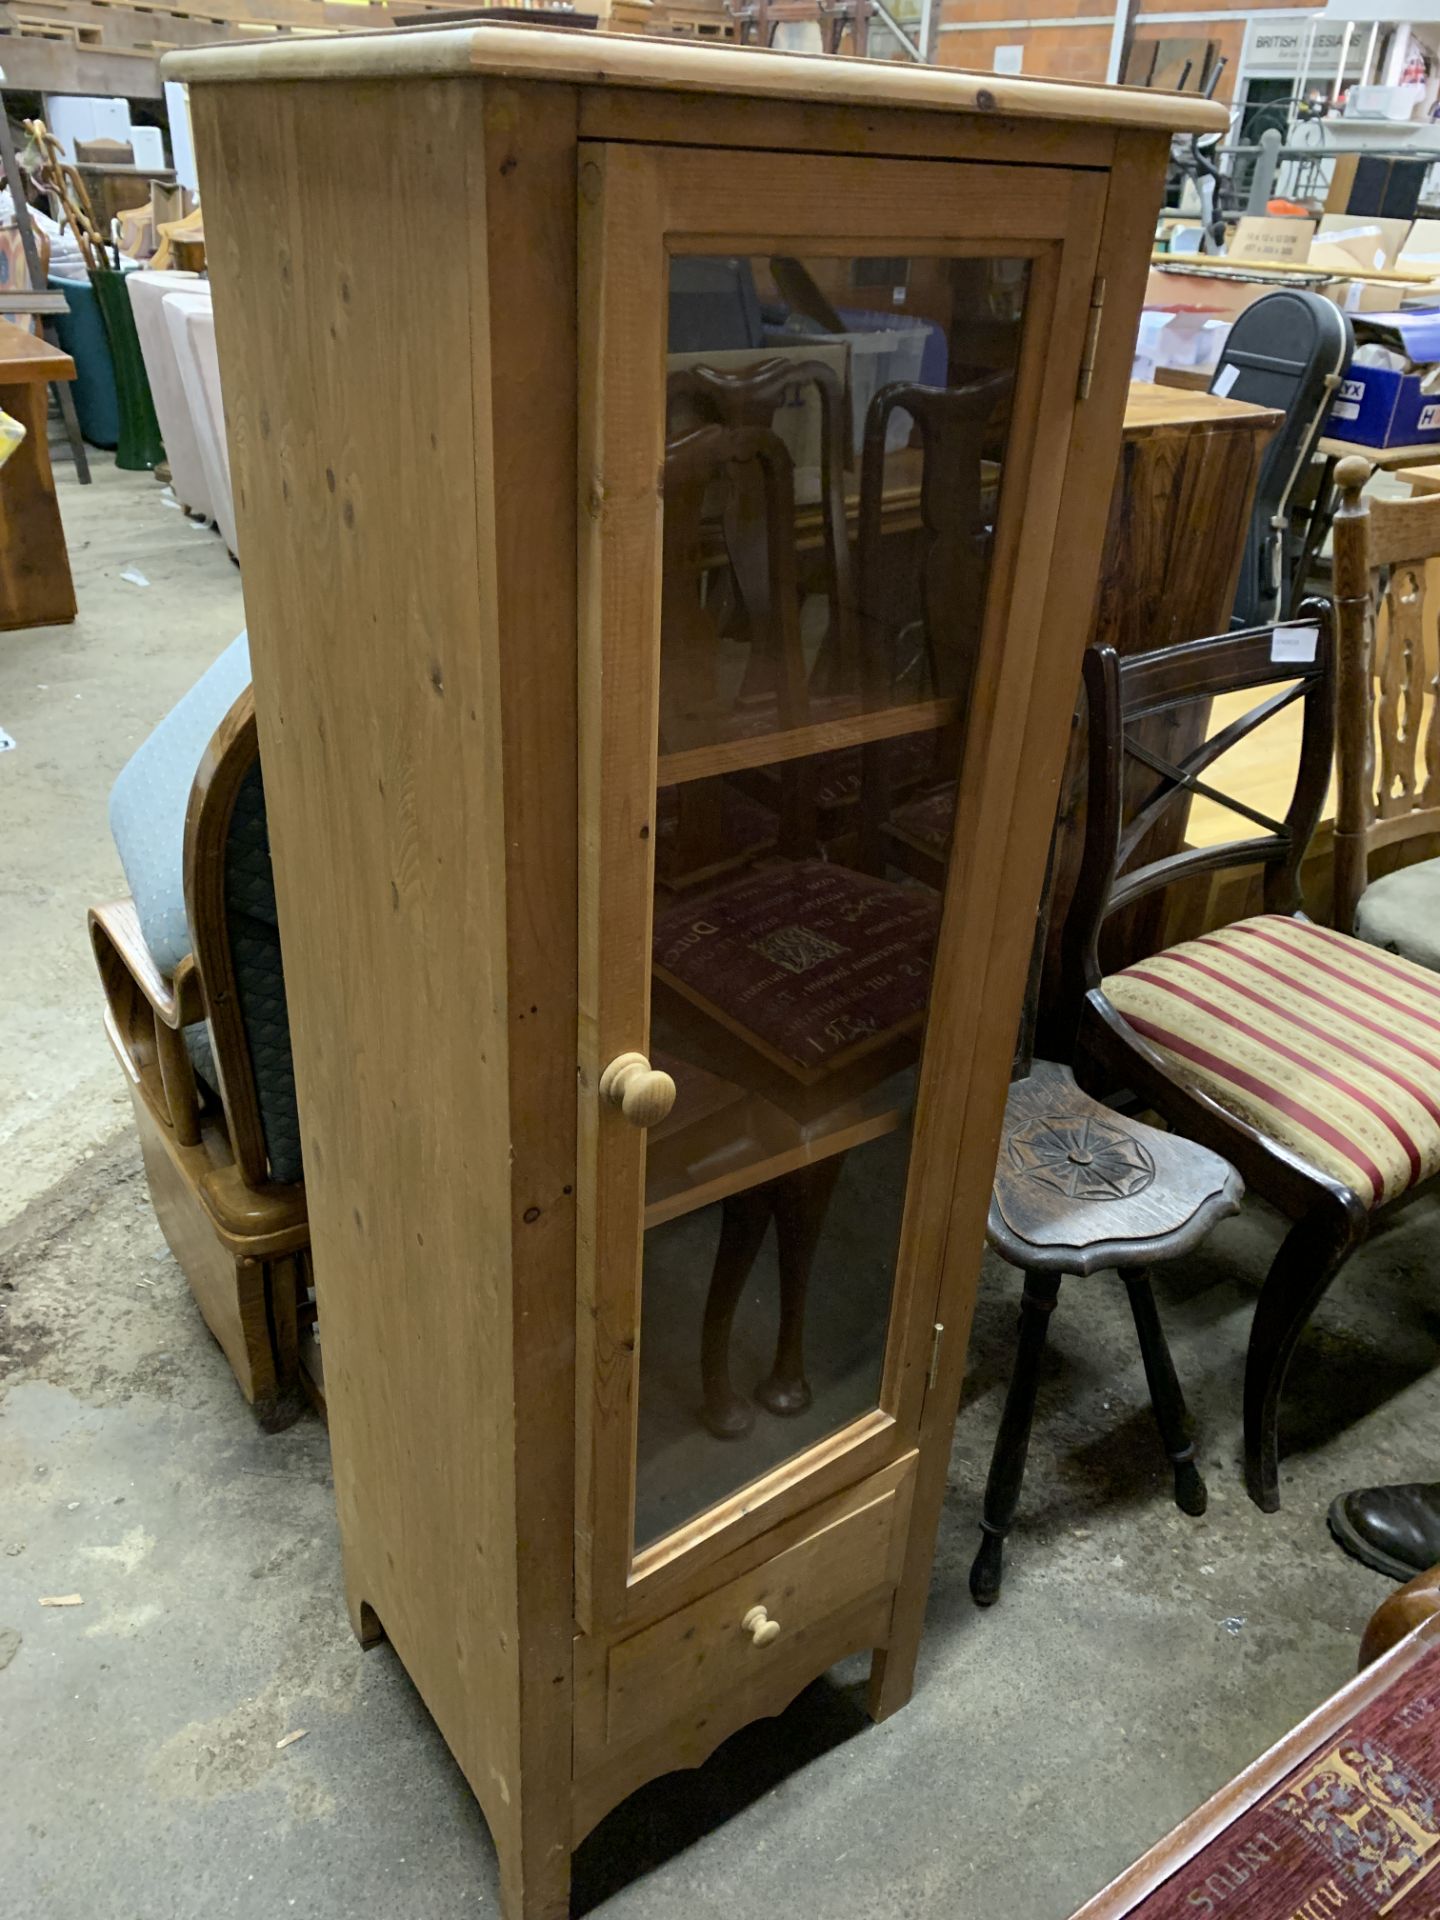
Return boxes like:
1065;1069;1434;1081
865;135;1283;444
1077;275;1107;403
928;1322;945;1392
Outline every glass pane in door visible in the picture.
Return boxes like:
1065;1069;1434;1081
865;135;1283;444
634;251;1031;1552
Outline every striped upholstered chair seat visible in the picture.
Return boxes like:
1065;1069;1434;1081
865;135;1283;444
1103;914;1440;1211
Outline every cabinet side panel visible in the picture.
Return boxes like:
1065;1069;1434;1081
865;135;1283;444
478;80;581;1915
192;78;524;1834
871;130;1174;1719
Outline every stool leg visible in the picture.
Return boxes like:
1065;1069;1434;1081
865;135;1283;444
1122;1268;1207;1518
970;1269;1061;1608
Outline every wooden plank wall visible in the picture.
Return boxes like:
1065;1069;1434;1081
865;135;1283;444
936;0;1300;103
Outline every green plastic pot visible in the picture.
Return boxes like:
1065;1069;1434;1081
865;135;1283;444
90;265;164;473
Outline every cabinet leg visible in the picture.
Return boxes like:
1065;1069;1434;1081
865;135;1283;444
497;1803;572;1920
1121;1267;1207;1517
865;1638;917;1723
969;1269;1061;1608
344;1577;384;1650
701;1186;772;1438
756;1154;844;1417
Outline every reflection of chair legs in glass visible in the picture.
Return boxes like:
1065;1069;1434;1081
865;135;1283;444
701;1155;845;1439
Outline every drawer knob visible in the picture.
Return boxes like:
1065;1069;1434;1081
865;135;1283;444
741;1605;781;1648
600;1052;676;1129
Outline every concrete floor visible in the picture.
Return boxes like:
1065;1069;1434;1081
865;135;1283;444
4;457;1440;1920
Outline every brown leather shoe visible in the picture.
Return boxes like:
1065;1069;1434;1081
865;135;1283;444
1328;1482;1440;1582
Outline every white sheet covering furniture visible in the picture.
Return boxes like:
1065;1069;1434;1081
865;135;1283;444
164;290;237;560
128;269;212;522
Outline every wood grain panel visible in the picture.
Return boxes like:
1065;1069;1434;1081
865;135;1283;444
577;87;1118;168
165;25;1227;134
480;81;582;1920
578;141;1110;1644
0;371;75;630
191;71;532;1889
605;1460;910;1749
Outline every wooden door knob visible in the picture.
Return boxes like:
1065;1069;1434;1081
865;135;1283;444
741;1605;781;1648
600;1051;676;1128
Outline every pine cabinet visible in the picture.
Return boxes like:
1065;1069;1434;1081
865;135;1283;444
170;29;1220;1917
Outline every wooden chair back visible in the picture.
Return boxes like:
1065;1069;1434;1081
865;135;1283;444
667;353;857;697
1332;455;1440;932
852;371;1011;872
856;371;1011;706
183;684;275;1189
1058;611;1335;1038
659;419;817;874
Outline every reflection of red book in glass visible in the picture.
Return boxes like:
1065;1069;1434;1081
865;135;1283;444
653;859;939;1083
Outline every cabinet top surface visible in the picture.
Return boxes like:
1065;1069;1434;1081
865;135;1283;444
164;23;1225;134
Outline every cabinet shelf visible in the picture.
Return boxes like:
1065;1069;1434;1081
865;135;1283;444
657;694;961;785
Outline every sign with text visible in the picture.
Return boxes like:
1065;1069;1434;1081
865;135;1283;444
1230;217;1317;266
1243;20;1368;76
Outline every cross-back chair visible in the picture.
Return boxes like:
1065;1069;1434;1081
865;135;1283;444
1333;454;1440;969
91;676;310;1428
1060;609;1440;1510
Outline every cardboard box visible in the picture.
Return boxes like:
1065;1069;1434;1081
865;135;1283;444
1144;265;1302;319
1337;277;1438;313
1310;214;1415;275
1328;308;1440;448
1229;215;1316;266
1395;218;1440;284
1133;306;1231;382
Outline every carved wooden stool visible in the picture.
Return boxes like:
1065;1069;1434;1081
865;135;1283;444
971;1060;1243;1607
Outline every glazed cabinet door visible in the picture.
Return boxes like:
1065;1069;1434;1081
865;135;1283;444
577;142;1107;1631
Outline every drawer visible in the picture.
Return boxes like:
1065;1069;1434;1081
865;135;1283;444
591;1453;916;1762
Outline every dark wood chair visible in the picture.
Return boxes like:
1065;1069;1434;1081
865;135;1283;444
89;687;311;1428
1333;454;1440;968
1060;609;1440;1511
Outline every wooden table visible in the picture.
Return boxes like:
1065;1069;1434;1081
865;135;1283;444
0;324;77;631
1317;434;1440;469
